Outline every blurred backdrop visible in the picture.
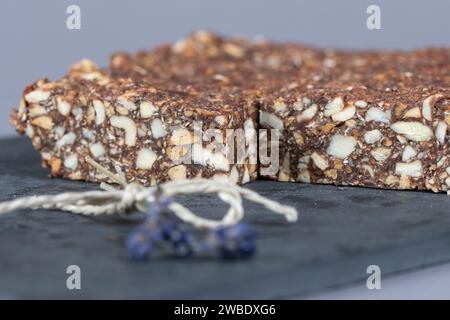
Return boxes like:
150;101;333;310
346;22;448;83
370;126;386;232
0;0;448;136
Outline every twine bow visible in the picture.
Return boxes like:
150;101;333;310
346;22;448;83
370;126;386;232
0;157;298;229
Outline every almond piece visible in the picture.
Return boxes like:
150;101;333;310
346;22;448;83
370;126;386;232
364;129;382;144
151;118;166;138
93;100;106;125
402;107;421;118
324;97;344;116
370;147;391;162
354;100;368;108
365;107;390;124
117;96;137;111
435;121;447;144
395;160;422;177
332;105;355;122
139;101;157;118
25;90;51;103
311;152;329;171
260;111;284;130
297;104;318;122
422;94;444;121
31;116;53;130
136;148;157;169
64;154;78;171
327;134;357;159
56;97;72;116
56;132;76;149
89;142;105;159
110;116;137;146
402;145;417;162
391;121;433;142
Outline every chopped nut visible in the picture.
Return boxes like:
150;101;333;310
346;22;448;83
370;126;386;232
311;152;329;171
260;111;284;130
422;94;444;121
117;96;137;111
364;129;382;144
395;160;422;177
115;105;129;115
354;100;367;108
28;105;47;118
370;147;391;162
365;107;390;124
136;148;157;169
110;116;137;146
402;145;417;162
56;97;71;116
402;107;421;118
93;100;105;125
151;118;166;138
396;135;407;144
24;90;51;103
327;134;357;159
64;154;78;171
170;128;194;145
391;121;433;142
297;104;318;122
56;132;76;149
168;165;187;180
324;97;344;116
139;101;157;118
332;105;355;122
31;116;53;130
89;142;105;158
435;121;447;144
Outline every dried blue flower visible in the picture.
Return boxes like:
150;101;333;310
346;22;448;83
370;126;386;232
160;218;195;258
208;223;257;260
126;224;154;261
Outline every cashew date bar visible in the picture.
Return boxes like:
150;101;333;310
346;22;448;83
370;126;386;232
10;60;258;185
107;31;449;191
10;31;450;191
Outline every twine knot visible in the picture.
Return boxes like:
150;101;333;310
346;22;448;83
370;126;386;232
0;157;298;230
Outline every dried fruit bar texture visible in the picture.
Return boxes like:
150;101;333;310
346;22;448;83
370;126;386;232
259;84;449;191
10;60;258;186
109;31;450;191
10;31;450;192
257;47;449;191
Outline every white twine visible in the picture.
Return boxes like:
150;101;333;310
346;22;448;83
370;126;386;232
0;157;298;230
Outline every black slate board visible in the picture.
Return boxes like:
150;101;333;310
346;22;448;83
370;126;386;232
1;137;450;299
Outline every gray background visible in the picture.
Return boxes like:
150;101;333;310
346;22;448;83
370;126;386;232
0;0;449;137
